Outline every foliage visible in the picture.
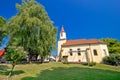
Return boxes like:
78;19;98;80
0;16;7;42
82;62;96;66
88;62;96;66
6;0;57;63
103;54;120;66
101;38;120;54
0;16;6;27
5;47;25;63
82;62;88;66
5;47;25;78
62;62;69;64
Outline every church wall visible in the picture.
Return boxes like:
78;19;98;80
89;44;103;63
100;44;109;57
61;45;89;62
61;44;108;63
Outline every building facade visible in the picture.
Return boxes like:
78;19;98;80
58;27;109;63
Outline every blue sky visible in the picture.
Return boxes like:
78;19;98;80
0;0;120;54
0;0;120;40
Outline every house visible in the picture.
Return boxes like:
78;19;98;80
58;27;109;63
0;49;5;57
0;49;6;63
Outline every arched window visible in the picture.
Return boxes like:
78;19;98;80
93;49;98;56
103;49;107;56
77;48;81;56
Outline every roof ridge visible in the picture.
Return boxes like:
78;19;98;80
62;38;105;46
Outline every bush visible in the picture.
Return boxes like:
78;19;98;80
62;61;69;64
89;62;96;66
82;62;88;66
82;62;96;66
103;54;120;66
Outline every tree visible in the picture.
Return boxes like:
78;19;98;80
103;54;120;66
6;0;57;63
5;47;25;78
101;38;120;54
0;16;7;42
0;16;6;27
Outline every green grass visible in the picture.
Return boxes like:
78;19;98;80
0;62;120;80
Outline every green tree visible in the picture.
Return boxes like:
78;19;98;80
101;38;120;54
6;0;57;63
0;16;7;42
0;16;6;27
103;54;120;66
5;47;25;78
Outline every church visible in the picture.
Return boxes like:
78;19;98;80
58;27;109;63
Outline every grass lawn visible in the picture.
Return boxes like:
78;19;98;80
0;62;120;80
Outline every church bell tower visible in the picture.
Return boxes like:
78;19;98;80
58;26;67;59
60;26;66;40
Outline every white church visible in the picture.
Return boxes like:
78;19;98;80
58;27;109;63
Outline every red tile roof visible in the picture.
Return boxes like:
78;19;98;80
0;49;5;57
62;39;105;46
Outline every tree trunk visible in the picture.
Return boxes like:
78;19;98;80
28;53;32;64
40;56;44;63
8;63;15;79
35;54;38;61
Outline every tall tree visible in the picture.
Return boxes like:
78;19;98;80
7;0;57;63
101;38;120;54
0;16;7;42
0;16;6;27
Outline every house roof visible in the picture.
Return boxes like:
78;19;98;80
0;49;5;57
62;39;105;46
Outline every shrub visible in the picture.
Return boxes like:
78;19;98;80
103;54;120;66
89;62;96;66
62;61;69;64
82;62;96;66
82;62;88;66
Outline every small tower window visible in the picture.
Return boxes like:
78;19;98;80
69;49;73;56
77;48;81;56
61;32;63;37
93;49;98;56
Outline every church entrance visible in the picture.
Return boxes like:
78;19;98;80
63;56;68;62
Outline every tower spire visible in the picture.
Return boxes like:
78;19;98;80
60;26;66;40
61;26;65;32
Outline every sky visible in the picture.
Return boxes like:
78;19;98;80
0;0;120;40
0;0;120;55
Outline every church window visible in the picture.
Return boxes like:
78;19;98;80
77;48;81;56
69;49;73;56
93;49;98;56
103;49;107;56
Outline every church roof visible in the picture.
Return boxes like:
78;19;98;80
62;39;105;46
